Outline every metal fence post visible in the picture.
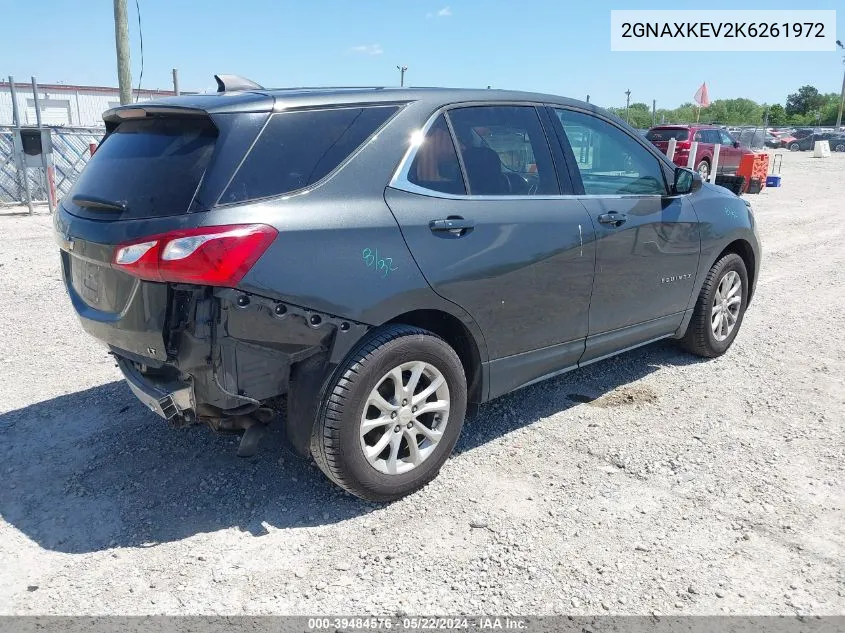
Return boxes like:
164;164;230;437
31;76;55;213
8;76;34;214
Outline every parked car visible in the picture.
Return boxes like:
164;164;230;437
645;125;754;180
763;133;782;149
768;129;797;148
733;127;779;150
787;132;845;151
792;128;815;140
56;78;761;501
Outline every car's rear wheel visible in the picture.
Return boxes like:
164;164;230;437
696;160;710;180
311;324;467;502
679;253;749;358
834;143;845;152
789;142;800;151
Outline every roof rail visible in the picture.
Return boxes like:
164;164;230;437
214;74;264;93
266;86;387;91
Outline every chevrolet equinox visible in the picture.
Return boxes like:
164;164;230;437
55;76;761;501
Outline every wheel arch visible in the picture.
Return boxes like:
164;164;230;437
386;309;486;407
714;238;757;305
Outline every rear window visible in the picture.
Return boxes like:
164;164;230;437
67;117;217;218
645;128;689;142
221;105;399;204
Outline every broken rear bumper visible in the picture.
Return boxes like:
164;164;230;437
110;288;370;451
116;355;196;421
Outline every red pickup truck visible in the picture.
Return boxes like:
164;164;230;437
645;125;754;180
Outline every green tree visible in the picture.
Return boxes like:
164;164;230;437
767;104;787;126
700;98;764;125
785;85;825;116
819;93;841;125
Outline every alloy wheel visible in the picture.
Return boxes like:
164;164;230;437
711;270;742;342
359;361;450;475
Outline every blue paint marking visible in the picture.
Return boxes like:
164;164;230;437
362;247;399;278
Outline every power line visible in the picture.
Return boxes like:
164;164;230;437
134;0;144;102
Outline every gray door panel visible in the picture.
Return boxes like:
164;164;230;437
384;187;595;361
579;194;700;336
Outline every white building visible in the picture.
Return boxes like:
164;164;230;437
0;81;183;128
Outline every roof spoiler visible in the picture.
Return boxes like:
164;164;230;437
214;74;264;93
102;105;207;124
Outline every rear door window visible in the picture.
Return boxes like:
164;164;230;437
221;105;399;204
66;117;217;219
704;130;722;144
447;105;559;195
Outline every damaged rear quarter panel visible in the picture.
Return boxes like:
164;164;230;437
218;194;443;327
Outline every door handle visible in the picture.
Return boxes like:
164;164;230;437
597;212;628;228
429;217;475;237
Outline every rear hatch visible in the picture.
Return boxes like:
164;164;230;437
56;103;270;363
57;96;402;364
645;127;689;153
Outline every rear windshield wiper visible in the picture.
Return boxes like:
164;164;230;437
71;195;128;212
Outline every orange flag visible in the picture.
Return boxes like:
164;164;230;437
694;82;710;108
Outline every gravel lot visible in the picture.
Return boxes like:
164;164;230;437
0;151;843;616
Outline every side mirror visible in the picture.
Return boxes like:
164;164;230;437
673;167;702;195
733;141;741;148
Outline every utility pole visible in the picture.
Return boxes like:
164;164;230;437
172;68;181;96
396;65;407;87
586;95;590;104
836;40;845;131
652;99;656;127
624;89;631;123
113;0;132;105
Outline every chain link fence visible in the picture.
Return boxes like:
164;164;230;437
0;126;104;206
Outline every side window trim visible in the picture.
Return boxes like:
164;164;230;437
552;105;671;197
537;106;575;195
442;110;471;195
543;105;586;195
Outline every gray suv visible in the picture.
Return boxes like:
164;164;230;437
55;77;761;501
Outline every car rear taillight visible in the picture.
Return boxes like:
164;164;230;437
676;140;691;150
113;224;278;286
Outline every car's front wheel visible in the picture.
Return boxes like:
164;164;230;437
696;160;710;180
834;143;845;152
311;324;467;502
679;253;749;358
789;142;800;151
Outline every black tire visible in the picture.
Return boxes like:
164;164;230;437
679;253;749;358
834;143;845;153
789;142;800;151
696;160;710;180
310;324;467;502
